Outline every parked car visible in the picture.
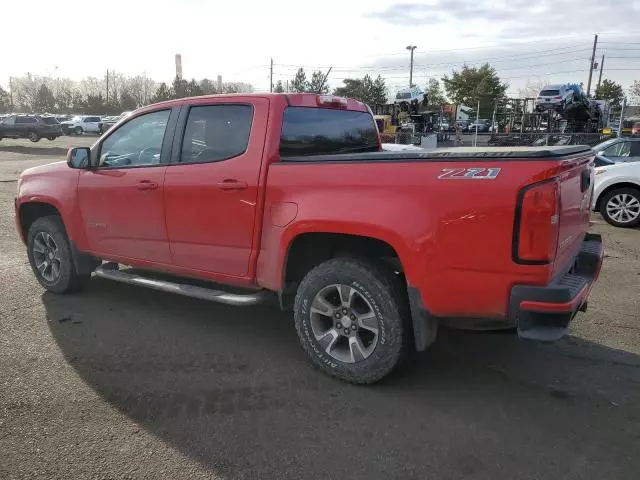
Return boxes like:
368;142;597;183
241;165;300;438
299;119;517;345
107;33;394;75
99;111;132;134
468;119;491;132
632;122;640;135
536;84;574;111
61;115;102;135
0;114;62;142
15;93;603;384
593;159;640;227
593;138;640;164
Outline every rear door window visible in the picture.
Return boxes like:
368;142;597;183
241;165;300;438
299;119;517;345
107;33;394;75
280;107;378;157
41;117;59;125
17;116;37;124
180;105;253;163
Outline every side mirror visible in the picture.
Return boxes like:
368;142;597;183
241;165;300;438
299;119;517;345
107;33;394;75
67;147;90;169
596;151;605;157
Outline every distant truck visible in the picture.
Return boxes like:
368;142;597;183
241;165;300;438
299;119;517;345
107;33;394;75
394;86;426;105
15;93;603;384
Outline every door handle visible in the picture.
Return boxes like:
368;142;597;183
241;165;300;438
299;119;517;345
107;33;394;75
216;179;248;190
135;180;159;190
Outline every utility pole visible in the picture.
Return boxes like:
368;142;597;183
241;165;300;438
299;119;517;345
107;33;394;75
586;34;598;98
9;77;13;110
406;45;417;87
269;58;273;93
106;70;109;107
596;54;605;93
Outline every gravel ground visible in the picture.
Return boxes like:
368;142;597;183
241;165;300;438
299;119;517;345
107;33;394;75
1;140;639;480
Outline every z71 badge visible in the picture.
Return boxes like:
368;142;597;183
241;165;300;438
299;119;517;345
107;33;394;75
437;167;502;180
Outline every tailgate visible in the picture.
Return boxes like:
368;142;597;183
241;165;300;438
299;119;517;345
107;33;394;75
553;154;594;277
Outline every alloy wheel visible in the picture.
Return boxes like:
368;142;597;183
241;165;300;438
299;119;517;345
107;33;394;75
606;193;640;224
32;232;62;283
309;284;379;364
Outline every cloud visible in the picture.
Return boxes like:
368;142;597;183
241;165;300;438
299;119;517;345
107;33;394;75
365;3;444;25
367;0;638;36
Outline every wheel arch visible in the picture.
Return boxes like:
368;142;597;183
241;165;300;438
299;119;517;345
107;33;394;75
283;232;405;292
18;201;64;242
594;181;640;211
19;201;98;275
282;231;437;352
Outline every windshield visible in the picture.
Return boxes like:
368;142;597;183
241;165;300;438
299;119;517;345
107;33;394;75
594;139;619;152
71;115;82;122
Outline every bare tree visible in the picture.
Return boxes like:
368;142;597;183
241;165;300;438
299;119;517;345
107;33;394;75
630;80;640;105
518;79;547;99
12;74;42;111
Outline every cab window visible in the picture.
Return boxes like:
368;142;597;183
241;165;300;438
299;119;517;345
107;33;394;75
98;110;170;168
180;105;253;163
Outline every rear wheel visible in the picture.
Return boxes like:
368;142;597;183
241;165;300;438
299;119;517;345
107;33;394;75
28;131;40;142
600;187;640;228
27;216;91;293
74;126;83;135
294;258;407;384
47;136;56;141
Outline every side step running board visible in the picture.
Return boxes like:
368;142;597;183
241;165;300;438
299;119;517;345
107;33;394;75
93;264;268;306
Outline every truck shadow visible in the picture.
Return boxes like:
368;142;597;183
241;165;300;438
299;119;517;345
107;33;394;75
0;145;70;156
43;280;640;479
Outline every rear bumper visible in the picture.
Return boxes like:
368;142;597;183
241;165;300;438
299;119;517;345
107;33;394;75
509;233;604;341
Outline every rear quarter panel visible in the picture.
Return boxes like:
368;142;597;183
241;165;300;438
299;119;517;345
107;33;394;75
258;159;570;319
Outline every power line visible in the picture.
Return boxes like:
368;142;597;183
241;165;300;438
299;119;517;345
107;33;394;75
271;46;593;72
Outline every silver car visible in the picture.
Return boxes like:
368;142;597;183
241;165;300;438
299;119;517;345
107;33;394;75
536;84;574;111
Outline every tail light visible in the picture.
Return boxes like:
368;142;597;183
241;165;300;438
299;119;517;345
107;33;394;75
514;180;560;264
554;96;562;100
317;95;348;107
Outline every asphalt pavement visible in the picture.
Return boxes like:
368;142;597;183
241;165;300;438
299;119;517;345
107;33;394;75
1;138;639;479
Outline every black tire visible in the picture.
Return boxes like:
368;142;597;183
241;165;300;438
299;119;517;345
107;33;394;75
294;258;407;384
47;136;56;141
27;215;91;293
74;126;83;135
28;131;40;143
599;187;640;228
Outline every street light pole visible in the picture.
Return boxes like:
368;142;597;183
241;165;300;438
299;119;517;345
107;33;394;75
406;45;417;87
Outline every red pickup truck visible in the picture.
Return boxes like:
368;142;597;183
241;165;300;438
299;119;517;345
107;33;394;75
15;93;603;384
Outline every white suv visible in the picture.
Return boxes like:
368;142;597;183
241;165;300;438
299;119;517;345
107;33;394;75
592;158;640;228
536;84;574;111
61;115;102;135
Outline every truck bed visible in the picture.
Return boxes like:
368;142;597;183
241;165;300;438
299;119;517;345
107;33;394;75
281;145;592;162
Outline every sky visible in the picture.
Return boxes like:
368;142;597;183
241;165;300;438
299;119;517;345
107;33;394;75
2;0;640;97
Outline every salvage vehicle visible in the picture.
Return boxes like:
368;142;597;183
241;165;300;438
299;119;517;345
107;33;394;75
15;93;604;384
536;84;575;111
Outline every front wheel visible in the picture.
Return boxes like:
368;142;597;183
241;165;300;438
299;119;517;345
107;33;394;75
27;216;91;293
47;136;56;141
28;131;40;142
600;188;640;228
74;126;83;135
294;258;407;384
